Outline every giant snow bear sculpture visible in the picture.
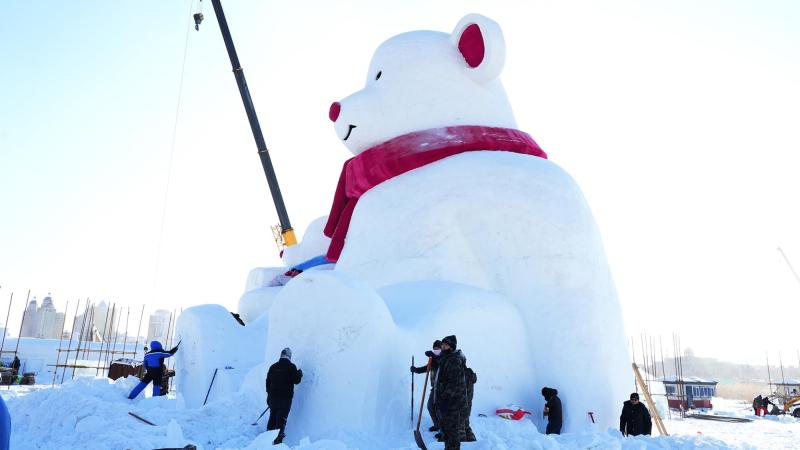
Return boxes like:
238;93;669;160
176;13;631;441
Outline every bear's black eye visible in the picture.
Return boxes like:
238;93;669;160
375;71;382;80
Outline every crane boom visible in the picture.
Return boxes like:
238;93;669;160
203;0;297;248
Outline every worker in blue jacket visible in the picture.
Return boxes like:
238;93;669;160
128;340;179;399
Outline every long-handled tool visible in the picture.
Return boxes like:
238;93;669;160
251;407;270;426
413;357;432;450
128;411;156;426
203;368;218;406
411;356;414;426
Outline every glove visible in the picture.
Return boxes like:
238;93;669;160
410;366;416;373
424;350;434;358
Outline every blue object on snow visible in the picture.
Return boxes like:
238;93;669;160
0;394;10;450
294;255;332;271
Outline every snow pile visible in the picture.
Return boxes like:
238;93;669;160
2;378;765;449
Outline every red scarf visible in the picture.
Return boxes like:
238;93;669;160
323;126;548;261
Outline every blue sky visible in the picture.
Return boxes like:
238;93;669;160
1;0;799;364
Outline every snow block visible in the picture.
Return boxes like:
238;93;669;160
264;270;395;438
174;304;268;408
238;282;282;324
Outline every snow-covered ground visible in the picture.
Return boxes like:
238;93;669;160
3;380;798;449
664;397;800;450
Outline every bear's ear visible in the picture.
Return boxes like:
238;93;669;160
450;14;506;83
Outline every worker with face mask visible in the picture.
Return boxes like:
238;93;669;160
411;340;443;432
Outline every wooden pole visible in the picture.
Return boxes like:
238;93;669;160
51;300;69;386
79;303;94;359
630;337;638;392
167;308;181;392
121;307;130;358
132;305;145;361
633;363;669;435
8;289;31;389
13;290;31;351
0;292;13;361
164;310;174;348
677;334;685;414
96;303;115;376
60;299;81;384
766;352;773;396
779;352;787;398
107;304;123;368
659;335;671;419
72;300;91;380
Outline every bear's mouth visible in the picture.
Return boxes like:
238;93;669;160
343;124;357;141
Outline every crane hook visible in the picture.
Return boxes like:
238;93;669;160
193;12;204;31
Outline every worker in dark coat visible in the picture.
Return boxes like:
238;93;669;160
411;340;442;432
266;348;303;445
541;387;562;435
752;395;762;415
761;396;775;416
128;340;179;399
460;363;477;442
434;335;467;450
10;357;20;377
620;392;652;436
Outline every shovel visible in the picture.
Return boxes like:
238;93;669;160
413;357;432;450
251;407;269;426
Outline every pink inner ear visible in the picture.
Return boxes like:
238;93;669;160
458;23;485;68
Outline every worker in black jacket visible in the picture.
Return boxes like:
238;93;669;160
620;392;652;436
541;387;562;435
411;340;442;432
266;348;303;445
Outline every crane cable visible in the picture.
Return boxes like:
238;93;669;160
778;247;800;287
151;0;196;302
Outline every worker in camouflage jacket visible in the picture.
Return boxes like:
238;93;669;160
434;335;467;450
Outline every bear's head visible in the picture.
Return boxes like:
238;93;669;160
329;14;518;155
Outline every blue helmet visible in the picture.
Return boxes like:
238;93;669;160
150;341;163;351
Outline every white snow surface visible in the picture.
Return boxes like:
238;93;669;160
4;380;800;449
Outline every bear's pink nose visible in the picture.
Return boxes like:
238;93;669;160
329;102;341;122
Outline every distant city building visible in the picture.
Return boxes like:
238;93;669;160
74;301;120;342
20;297;39;337
147;310;172;345
20;294;66;339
